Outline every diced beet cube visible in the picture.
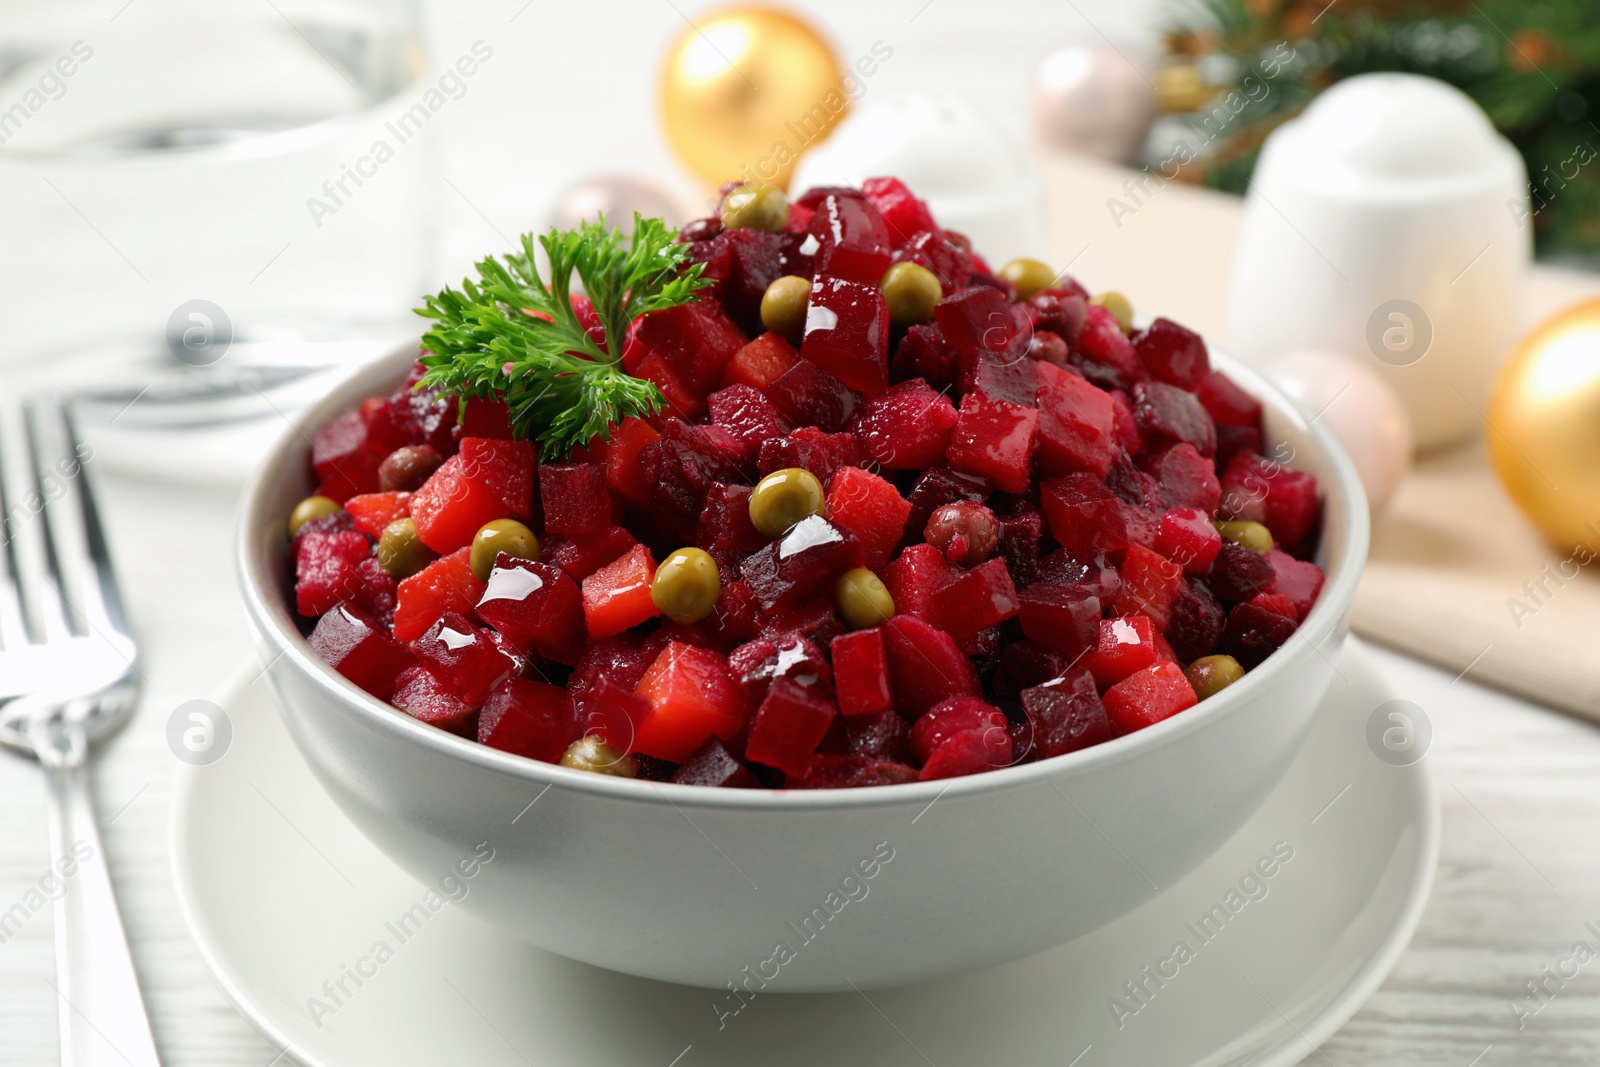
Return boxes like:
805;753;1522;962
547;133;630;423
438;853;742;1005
904;466;990;540
934;286;1015;359
727;632;833;706
1251;591;1300;620
392;666;475;731
1035;361;1116;477
1102;662;1197;734
475;558;586;665
1145;443;1222;513
1209;541;1275;602
295;528;371;617
344;491;410;539
861;176;937;240
825;466;910;569
1218;452;1321;548
745;676;838;776
576;676;652;755
605;417;660;509
820;707;911;762
1166;578;1226;662
757;426;864;482
633;300;749;393
891;229;972;293
891;320;960;388
341;556;397;624
1132;380;1216;458
1223;601;1300;667
880;615;982;718
756;598;845;647
830;629;894;716
1105;450;1166;508
787;755;919;789
569;633;654;704
696;483;766;554
1196;370;1263;428
1035;550;1122;601
1216;424;1263;472
800;276;890;395
880;543;959;621
1133;317;1210;389
539;462;610;536
1018;584;1100;656
581;543;659;639
963;350;1037;407
910;696;1009;762
544;524;638;581
634;352;704;419
850;378;958;470
642;419;750;541
311;410;384;503
412;612;515;706
308;605;415;698
994;639;1076;701
706;578;761;646
1266;550;1325;620
479;678;578;763
1113;544;1183;631
740;516;864;614
671;737;763;787
392;548;483;642
459;397;513;439
808;193;892;285
722;332;801;392
947;392;1038;493
995;503;1043;586
931;558;1020;639
1073;304;1146;391
1157;507;1222;575
919;727;1013;780
708;384;791;457
766;357;859;432
1042;473;1129;559
634;642;750;763
1082;616;1162;689
1109;388;1143;453
1022;669;1113;759
1028;288;1089;342
712;227;788;334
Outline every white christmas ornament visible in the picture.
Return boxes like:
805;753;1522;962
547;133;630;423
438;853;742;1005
1261;350;1412;518
1031;37;1158;163
789;93;1049;266
1228;73;1529;449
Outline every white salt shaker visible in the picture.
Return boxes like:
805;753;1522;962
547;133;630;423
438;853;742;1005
1228;73;1529;449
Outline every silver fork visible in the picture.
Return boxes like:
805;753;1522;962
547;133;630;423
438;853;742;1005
0;394;160;1067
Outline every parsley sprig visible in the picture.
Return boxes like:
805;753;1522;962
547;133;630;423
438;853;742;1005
415;215;710;457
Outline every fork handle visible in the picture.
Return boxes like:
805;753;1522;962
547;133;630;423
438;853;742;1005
42;747;162;1067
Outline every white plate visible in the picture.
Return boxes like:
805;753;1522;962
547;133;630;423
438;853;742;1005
171;639;1436;1067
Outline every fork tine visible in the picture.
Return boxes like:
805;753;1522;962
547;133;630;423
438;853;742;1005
0;400;30;652
0;394;72;647
27;396;125;643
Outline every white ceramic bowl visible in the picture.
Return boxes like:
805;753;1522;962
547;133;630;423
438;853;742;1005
238;346;1368;992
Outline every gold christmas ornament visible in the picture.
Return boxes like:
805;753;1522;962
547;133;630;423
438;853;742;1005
658;6;848;191
1487;298;1600;554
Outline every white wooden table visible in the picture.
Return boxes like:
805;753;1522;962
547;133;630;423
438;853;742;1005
4;2;1600;1062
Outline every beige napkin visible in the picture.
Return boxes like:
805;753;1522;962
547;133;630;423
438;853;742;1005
1039;151;1600;718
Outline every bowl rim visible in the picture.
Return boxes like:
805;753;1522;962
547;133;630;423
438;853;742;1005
237;343;1370;812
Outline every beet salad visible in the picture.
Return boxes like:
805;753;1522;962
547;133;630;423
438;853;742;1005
284;176;1326;789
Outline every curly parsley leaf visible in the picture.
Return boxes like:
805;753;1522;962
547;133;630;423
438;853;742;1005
414;214;709;458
